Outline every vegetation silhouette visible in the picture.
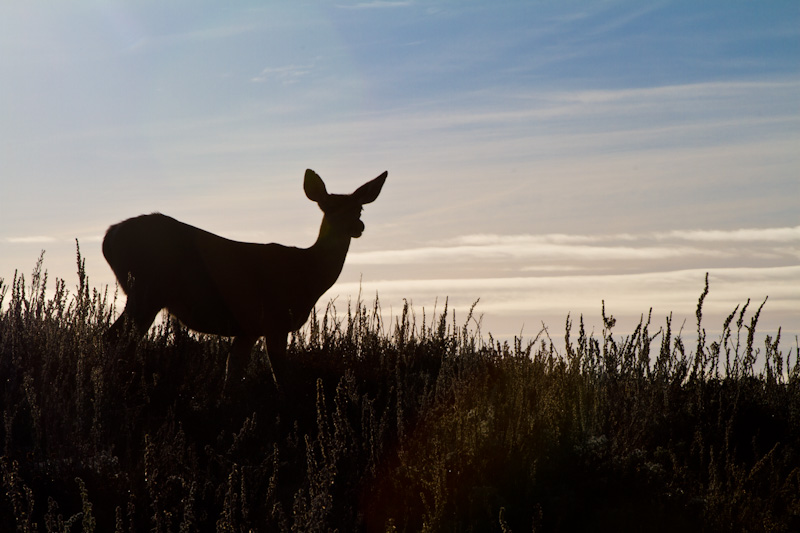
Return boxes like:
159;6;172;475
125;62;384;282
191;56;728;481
102;169;387;388
0;250;798;531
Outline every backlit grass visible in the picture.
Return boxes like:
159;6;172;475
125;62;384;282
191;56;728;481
1;247;798;531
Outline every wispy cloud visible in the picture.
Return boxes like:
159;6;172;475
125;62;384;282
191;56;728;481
584;4;664;38
336;1;413;9
403;80;800;136
125;22;258;52
7;236;56;244
251;61;317;84
348;241;719;265
658;226;800;243
329;265;800;337
348;226;799;266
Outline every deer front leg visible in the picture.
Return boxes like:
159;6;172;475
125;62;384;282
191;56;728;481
225;335;258;389
264;329;288;390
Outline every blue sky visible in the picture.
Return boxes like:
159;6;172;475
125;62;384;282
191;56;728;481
2;1;798;344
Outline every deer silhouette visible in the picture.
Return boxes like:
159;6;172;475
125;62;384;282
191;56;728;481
103;169;387;387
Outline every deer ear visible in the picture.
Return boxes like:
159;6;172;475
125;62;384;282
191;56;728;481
353;171;387;205
304;169;328;202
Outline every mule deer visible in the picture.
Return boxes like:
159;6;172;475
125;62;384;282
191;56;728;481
103;169;387;387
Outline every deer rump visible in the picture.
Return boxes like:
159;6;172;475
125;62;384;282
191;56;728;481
103;213;317;338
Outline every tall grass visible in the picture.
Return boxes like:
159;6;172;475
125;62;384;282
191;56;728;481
1;249;798;532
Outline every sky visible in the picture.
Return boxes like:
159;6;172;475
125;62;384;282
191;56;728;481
1;1;799;351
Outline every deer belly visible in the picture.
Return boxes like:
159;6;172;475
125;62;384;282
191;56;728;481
165;290;243;337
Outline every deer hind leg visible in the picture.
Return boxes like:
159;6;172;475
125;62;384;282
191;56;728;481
105;293;161;345
105;310;131;344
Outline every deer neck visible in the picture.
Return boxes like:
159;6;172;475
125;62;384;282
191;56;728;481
307;216;352;291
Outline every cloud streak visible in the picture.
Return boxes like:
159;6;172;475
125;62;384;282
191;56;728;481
327;266;800;338
7;236;56;244
658;226;800;243
251;61;317;84
348;242;721;265
329;226;800;339
348;226;799;266
336;1;413;9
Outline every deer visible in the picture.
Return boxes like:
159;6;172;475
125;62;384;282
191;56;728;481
102;168;387;389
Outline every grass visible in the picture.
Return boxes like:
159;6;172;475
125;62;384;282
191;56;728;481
1;246;799;532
